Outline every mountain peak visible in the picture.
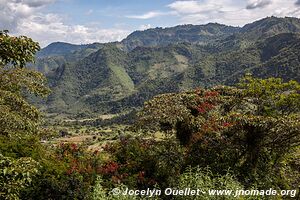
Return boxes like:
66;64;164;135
241;16;300;38
121;22;239;51
37;42;88;57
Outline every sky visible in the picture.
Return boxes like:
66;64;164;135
1;0;300;47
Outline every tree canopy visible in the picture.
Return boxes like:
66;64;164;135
0;31;49;199
136;75;300;187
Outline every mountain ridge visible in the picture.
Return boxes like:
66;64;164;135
32;16;300;117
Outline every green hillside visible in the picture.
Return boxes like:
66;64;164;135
32;16;300;117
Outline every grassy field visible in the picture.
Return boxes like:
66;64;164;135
43;119;166;153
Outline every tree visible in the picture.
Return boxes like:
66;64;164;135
0;30;40;67
0;31;49;138
0;154;39;200
136;75;300;188
0;31;50;199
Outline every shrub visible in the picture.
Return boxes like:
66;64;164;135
174;167;245;200
91;176;140;200
100;137;185;190
21;143;103;199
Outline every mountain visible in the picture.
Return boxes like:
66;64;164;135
37;42;88;57
240;16;300;39
33;42;104;73
46;44;135;114
121;23;240;51
32;16;300;117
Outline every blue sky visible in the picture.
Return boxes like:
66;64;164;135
47;0;179;29
1;0;300;46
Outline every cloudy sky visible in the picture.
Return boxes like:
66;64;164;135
1;0;300;47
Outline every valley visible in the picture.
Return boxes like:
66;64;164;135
1;15;300;199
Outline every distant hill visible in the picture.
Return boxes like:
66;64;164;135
240;16;300;39
32;16;300;117
37;42;88;57
33;42;104;73
121;23;240;51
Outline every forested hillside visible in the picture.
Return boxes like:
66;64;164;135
31;17;300;117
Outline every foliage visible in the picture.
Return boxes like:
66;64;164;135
91;176;142;200
22;143;102;199
0;30;40;67
239;74;300;115
0;31;50;138
280;147;300;189
0;154;39;200
0;135;43;159
174;167;245;200
0;31;49;199
0;68;50;137
137;76;300;188
100;137;185;190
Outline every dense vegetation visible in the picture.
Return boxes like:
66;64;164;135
31;17;300;117
1;30;299;199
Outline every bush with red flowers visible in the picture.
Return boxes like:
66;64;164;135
99;136;185;190
21;142;103;199
136;76;300;189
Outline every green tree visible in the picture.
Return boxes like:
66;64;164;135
0;31;49;138
0;154;39;200
136;75;300;188
0;31;50;199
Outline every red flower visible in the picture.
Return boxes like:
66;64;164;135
197;107;206;113
223;122;232;127
204;91;219;97
137;171;145;182
71;143;78;151
197;102;215;113
99;162;119;175
66;169;72;175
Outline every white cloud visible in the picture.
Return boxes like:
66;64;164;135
0;0;130;47
168;0;222;14
246;0;272;9
0;0;55;31
166;0;300;26
22;0;56;8
126;11;172;19
17;14;130;46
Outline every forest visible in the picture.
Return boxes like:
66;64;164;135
0;26;300;200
